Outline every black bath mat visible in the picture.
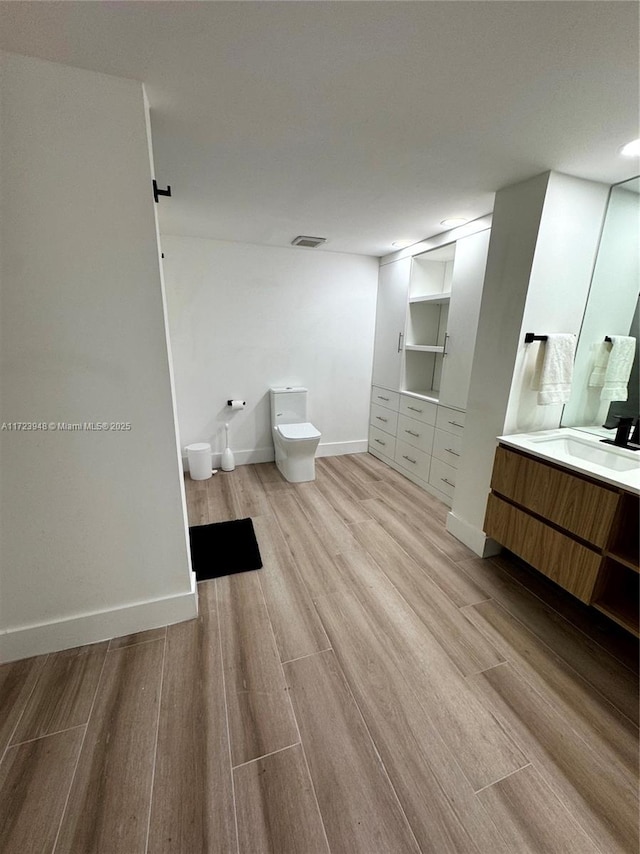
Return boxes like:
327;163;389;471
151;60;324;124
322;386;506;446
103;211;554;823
189;518;263;581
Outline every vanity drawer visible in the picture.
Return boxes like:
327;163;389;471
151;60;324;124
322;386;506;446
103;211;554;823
436;406;466;436
429;457;457;499
397;415;434;454
484;494;601;603
490;446;618;548
432;428;463;469
371;386;400;411
369;425;396;459
370;402;398;435
394;439;430;481
399;395;437;426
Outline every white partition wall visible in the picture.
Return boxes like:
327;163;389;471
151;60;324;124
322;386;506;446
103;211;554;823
447;171;610;556
0;52;196;662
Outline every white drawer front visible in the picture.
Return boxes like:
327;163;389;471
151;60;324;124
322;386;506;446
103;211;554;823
429;457;457;499
369;425;396;459
371;386;400;411
394;439;431;481
370;402;399;435
399;395;437;426
436;406;466;436
432;428;463;469
397;415;434;455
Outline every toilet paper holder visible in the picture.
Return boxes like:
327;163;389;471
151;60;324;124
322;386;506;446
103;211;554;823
227;399;246;409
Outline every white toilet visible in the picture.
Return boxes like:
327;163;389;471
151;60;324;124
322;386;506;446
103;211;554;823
270;387;321;483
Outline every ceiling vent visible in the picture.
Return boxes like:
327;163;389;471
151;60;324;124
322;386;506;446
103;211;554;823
291;235;327;248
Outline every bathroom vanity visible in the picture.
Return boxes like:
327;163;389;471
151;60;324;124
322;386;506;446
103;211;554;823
484;429;640;636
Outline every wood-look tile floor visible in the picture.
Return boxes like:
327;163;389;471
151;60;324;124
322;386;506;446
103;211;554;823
1;453;638;853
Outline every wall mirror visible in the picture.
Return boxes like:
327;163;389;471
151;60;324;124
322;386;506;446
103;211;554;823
561;175;640;432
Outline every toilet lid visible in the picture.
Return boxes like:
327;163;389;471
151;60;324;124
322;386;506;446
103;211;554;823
278;422;321;440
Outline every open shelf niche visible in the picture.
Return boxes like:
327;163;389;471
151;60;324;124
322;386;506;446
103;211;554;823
592;491;640;636
403;243;454;399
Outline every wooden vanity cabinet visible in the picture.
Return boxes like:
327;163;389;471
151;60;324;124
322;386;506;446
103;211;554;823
485;445;639;636
593;492;640;635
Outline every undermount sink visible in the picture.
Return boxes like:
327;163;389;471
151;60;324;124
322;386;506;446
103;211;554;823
528;434;639;472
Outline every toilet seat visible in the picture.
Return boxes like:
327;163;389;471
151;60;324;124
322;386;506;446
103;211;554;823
278;422;321;440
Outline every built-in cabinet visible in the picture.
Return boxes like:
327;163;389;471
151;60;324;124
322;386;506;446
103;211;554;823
371;256;412;392
485;445;639;636
437;232;491;410
369;226;490;506
369;388;467;504
403;245;453;398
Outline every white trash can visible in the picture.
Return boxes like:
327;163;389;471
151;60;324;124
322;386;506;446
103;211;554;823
186;443;212;480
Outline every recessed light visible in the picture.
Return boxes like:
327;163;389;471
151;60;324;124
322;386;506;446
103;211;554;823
391;239;413;248
619;138;640;158
440;217;468;228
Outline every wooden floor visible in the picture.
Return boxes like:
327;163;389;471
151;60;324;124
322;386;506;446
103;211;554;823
1;453;638;854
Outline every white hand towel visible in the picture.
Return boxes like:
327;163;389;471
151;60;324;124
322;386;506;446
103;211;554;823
601;335;636;401
588;342;610;388
534;333;576;405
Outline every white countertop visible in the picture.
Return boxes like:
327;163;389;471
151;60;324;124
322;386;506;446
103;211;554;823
497;428;640;495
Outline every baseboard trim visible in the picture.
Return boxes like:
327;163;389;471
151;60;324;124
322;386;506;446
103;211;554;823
317;440;368;458
446;511;501;558
182;440;368;472
182;447;273;472
0;588;198;664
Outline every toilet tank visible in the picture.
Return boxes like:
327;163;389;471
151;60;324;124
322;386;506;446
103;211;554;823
270;387;308;425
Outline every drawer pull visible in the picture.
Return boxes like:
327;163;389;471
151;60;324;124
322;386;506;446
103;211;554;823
375;415;388;423
445;448;460;457
448;420;464;428
374;438;386;446
377;395;390;402
403;454;417;464
408;406;423;413
441;477;455;487
405;429;420;437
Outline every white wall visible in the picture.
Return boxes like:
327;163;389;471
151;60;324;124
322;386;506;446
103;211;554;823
0;52;196;662
161;235;379;465
447;172;610;557
445;173;549;555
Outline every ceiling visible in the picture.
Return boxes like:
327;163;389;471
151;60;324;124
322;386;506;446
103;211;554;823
1;1;638;256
